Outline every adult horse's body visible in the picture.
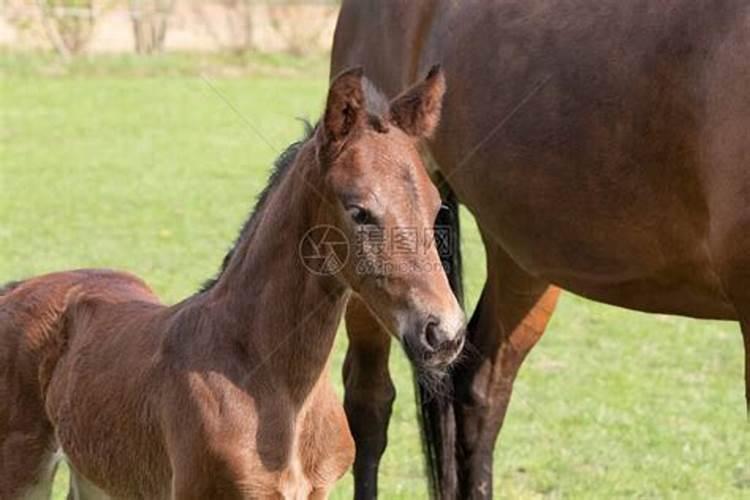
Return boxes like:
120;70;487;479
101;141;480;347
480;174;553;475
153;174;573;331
0;68;466;499
332;1;750;498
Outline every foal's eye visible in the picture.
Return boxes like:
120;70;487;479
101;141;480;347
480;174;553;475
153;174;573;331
347;205;374;225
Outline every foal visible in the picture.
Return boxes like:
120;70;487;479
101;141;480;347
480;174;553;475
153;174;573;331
0;67;465;499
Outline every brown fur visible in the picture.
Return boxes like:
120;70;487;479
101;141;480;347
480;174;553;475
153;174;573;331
0;69;466;499
332;1;750;498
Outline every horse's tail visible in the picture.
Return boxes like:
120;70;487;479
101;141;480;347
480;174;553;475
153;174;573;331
415;183;463;499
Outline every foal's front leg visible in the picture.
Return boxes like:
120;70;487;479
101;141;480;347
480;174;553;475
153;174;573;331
342;297;396;500
166;424;253;500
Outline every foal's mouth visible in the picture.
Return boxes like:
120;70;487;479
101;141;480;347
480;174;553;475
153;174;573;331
403;339;466;398
402;332;465;374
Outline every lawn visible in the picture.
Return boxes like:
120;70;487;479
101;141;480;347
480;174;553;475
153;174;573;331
1;53;747;499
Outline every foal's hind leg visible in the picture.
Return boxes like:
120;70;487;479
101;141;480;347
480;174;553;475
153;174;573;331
342;296;396;500
0;420;59;499
453;242;560;499
0;336;60;498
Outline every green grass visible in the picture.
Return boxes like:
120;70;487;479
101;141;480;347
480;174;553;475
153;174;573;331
1;53;747;499
0;49;331;80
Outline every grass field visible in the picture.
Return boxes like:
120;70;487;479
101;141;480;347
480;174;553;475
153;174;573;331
1;52;748;499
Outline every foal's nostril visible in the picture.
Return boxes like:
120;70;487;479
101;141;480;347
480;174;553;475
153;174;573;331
424;320;442;351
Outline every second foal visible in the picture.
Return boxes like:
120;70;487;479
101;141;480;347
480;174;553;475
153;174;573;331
0;67;465;499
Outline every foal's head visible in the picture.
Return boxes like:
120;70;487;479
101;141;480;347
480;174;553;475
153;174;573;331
312;67;465;369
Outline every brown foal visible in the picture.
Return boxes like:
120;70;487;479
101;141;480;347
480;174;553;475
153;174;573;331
0;67;465;499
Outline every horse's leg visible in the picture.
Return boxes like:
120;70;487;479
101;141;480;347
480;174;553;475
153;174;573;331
723;248;750;415
726;290;750;414
742;324;749;415
0;422;58;500
0;326;60;499
309;486;333;500
342;296;396;500
453;241;560;499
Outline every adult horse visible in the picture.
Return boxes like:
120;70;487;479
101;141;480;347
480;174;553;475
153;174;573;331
331;1;750;498
0;68;466;499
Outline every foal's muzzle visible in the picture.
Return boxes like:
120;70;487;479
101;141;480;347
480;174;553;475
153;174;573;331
405;316;466;369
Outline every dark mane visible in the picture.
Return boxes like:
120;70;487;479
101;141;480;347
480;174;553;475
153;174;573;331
200;77;390;293
199;122;315;292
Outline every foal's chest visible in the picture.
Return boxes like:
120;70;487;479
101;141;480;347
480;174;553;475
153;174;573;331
237;399;354;498
169;371;354;499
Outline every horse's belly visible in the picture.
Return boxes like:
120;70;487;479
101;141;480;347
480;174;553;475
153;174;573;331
476;204;736;319
542;268;736;320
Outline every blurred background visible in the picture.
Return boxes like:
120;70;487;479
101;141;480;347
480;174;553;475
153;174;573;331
1;0;337;57
1;1;748;498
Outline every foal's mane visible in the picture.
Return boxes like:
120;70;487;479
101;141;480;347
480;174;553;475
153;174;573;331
200;80;390;292
199;122;314;292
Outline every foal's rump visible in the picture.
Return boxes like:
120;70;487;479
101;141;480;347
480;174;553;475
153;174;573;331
0;269;159;498
1;269;159;389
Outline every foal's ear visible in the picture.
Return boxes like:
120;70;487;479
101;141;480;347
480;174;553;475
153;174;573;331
319;67;366;152
390;65;446;138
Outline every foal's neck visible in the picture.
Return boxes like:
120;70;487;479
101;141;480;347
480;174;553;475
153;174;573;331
206;141;348;404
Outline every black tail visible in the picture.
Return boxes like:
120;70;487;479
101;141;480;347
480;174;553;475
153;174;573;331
415;184;463;499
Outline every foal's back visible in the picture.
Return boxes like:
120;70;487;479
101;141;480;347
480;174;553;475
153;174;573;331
0;269;164;499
